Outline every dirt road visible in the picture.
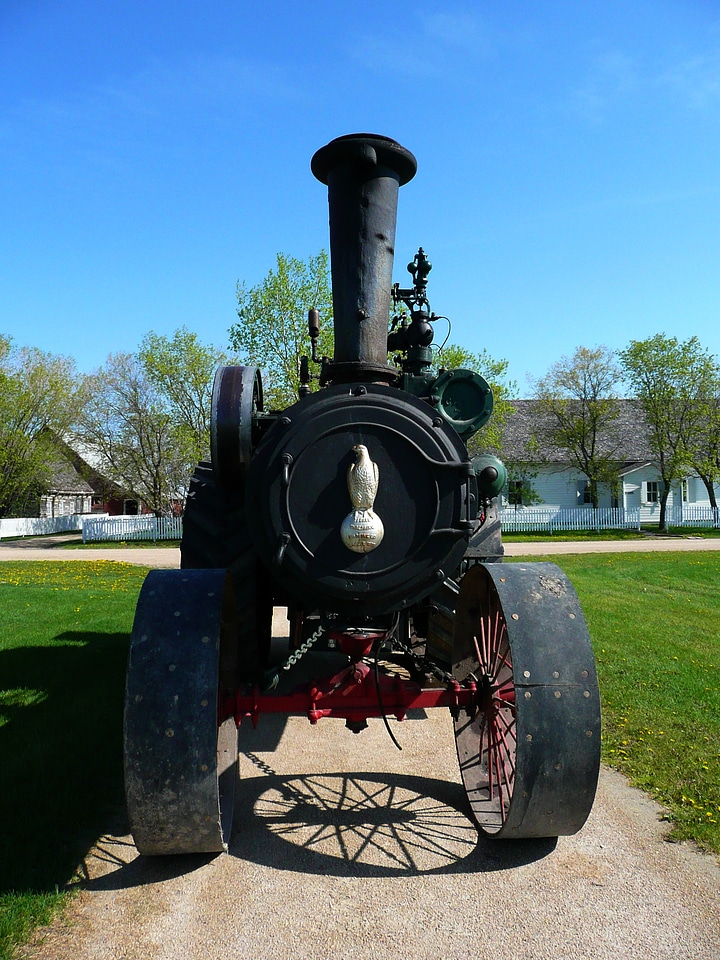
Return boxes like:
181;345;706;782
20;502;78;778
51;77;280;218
3;533;720;568
31;705;720;960
7;537;720;958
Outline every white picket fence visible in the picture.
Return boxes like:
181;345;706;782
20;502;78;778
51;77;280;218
669;504;720;528
499;506;641;533
0;514;86;539
4;502;716;545
82;515;183;542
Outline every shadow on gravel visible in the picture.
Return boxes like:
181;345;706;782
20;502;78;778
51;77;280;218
77;837;218;890
82;757;556;891
229;761;557;878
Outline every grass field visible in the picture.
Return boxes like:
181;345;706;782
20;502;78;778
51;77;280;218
501;526;720;541
537;551;720;850
0;561;147;960
1;553;719;958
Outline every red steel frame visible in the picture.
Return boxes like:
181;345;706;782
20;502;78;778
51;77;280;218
219;630;482;729
225;666;478;729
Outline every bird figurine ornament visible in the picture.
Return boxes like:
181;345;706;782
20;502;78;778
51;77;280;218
341;444;384;553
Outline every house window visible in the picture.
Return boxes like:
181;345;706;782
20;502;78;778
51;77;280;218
582;482;593;505
682;480;688;503
646;481;660;504
508;480;524;506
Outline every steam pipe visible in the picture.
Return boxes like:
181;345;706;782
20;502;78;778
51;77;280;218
311;134;417;382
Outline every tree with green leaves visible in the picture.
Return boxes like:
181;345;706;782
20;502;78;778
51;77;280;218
138;327;232;467
78;353;190;516
531;345;625;508
230;251;333;409
436;343;517;456
676;352;720;513
78;329;232;515
619;334;717;531
0;336;84;518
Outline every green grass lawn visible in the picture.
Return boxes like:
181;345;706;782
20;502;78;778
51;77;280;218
0;561;147;960
64;539;181;549
501;526;720;542
1;554;719;958
510;551;720;852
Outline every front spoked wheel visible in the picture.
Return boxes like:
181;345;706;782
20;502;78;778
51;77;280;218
453;562;600;839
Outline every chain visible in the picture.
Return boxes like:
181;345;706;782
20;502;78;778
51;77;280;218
282;622;325;671
261;622;325;691
263;621;457;691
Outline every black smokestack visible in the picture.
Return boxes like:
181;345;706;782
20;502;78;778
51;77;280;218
311;134;417;382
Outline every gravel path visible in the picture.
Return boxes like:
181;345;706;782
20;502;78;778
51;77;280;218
29;708;720;960
7;538;720;958
3;533;720;568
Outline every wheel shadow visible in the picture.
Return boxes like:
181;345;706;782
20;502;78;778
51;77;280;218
228;760;557;878
82;751;556;891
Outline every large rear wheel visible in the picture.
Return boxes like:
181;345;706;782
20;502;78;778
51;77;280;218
453;562;601;839
181;461;271;676
124;569;238;855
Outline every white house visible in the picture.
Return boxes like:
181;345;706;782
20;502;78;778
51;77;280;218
496;400;720;526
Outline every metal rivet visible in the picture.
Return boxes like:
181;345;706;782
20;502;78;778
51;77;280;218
552;671;560;679
207;592;215;598
524;691;532;699
555;763;562;771
569;613;576;619
165;728;174;738
134;694;142;703
201;699;208;707
526;734;533;741
554;690;562;699
168;664;176;671
174;611;181;617
523;670;531;679
141;634;148;642
583;690;591;698
586;730;594;737
581;670;589;678
201;636;210;644
200;764;208;772
511;613;519;621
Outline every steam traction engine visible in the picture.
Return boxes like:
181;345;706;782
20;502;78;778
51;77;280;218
123;134;601;855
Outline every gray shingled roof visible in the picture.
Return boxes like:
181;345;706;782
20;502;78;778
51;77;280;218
45;453;94;495
499;399;654;464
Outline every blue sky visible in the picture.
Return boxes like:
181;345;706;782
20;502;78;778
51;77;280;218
2;0;719;392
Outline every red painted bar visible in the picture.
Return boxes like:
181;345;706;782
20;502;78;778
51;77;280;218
224;664;479;729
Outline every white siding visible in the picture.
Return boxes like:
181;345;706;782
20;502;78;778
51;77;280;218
505;466;614;510
507;462;720;521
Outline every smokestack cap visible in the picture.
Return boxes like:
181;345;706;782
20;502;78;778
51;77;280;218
311;133;417;186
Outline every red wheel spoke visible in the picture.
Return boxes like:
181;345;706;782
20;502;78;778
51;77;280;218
454;563;600;839
454;575;518;834
491;609;505;680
